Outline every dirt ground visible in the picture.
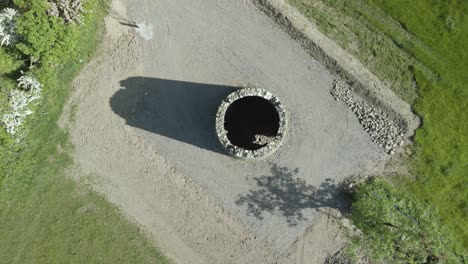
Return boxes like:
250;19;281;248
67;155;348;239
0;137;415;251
60;0;394;263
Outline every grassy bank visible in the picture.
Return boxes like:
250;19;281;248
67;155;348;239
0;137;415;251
0;0;168;263
287;0;467;261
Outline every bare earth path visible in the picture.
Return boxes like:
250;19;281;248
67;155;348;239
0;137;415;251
62;0;387;263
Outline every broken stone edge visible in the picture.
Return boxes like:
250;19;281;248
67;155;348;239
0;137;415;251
216;86;288;160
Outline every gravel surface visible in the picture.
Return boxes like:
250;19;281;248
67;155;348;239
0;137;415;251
62;0;390;263
121;0;384;249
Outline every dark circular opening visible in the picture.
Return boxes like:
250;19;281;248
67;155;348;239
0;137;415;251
224;96;280;150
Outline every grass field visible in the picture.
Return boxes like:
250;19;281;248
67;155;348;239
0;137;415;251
288;0;467;254
0;1;168;263
0;174;168;263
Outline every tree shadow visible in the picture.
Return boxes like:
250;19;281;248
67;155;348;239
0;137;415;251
108;6;139;28
236;165;350;226
110;77;237;154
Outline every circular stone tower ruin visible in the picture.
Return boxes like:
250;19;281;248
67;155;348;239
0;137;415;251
215;86;288;159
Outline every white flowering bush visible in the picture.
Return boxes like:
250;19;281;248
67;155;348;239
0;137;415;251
2;74;42;135
18;74;42;92
0;8;18;46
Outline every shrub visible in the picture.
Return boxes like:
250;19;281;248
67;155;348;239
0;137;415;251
14;0;81;66
0;47;22;74
350;178;464;263
0;7;19;46
0;0;91;136
2;73;42;135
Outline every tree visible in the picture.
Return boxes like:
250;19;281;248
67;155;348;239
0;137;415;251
13;0;80;66
350;178;463;263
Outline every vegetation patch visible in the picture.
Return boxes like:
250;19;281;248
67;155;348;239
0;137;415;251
0;0;168;262
287;0;467;260
349;178;462;263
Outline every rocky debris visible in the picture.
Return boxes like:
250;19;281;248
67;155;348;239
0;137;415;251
216;86;288;160
253;134;275;145
48;0;84;24
331;80;405;155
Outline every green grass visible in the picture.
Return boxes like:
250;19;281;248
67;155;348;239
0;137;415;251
0;174;168;264
0;1;169;263
288;0;467;255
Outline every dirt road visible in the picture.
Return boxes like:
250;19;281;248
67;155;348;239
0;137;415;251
63;0;386;263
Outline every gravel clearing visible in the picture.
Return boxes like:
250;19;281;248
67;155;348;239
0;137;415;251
60;0;403;263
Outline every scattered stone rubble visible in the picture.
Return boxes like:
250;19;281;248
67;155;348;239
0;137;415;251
48;0;84;24
216;86;288;160
331;80;405;155
253;134;275;145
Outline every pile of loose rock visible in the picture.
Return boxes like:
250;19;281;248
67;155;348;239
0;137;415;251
253;134;275;145
48;0;84;24
331;80;405;155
